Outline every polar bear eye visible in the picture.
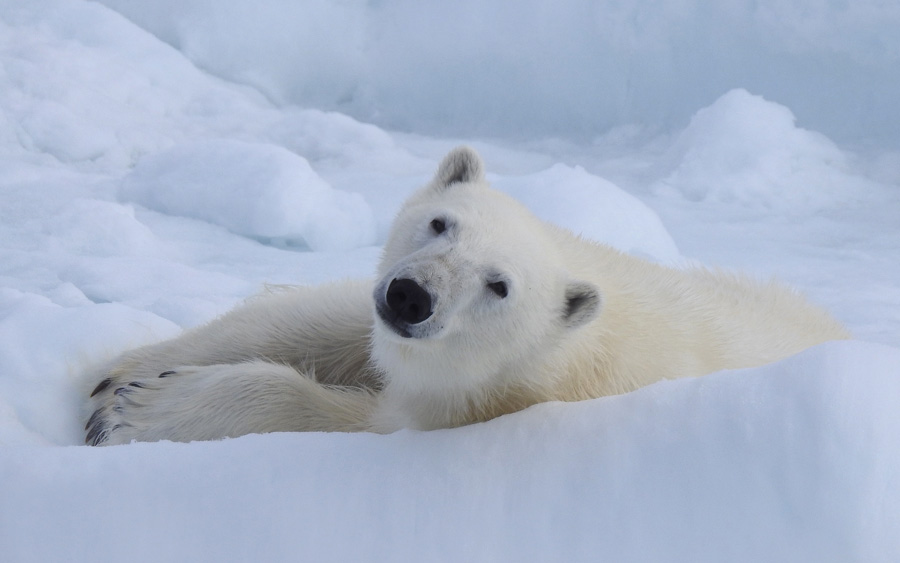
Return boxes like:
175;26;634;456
487;281;508;299
430;218;446;234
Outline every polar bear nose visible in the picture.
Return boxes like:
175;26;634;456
386;278;433;324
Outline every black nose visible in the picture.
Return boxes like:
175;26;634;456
386;278;433;324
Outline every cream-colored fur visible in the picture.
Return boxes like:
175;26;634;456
84;147;849;445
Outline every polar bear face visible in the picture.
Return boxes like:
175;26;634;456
372;147;601;396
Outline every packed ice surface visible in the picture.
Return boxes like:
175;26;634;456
1;0;899;561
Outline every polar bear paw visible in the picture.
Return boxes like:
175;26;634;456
84;368;190;446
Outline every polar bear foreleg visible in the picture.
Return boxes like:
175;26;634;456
85;360;378;445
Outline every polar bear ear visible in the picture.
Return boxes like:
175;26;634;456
563;282;602;329
434;146;485;189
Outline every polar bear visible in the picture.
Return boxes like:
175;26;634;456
84;146;849;445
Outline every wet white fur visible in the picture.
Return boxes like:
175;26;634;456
84;147;849;445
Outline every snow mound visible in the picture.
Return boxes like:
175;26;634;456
1;340;898;562
119;139;377;252
45;198;160;258
0;288;180;446
656;89;876;209
495;164;680;263
0;0;260;168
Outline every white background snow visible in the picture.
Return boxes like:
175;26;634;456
1;0;899;561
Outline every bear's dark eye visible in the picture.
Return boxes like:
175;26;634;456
430;218;446;234
487;281;508;299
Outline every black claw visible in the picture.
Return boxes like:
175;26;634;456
114;387;131;396
159;370;176;378
86;420;106;445
91;427;110;446
128;382;146;388
85;408;104;431
90;378;112;397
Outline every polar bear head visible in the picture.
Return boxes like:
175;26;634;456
372;147;601;404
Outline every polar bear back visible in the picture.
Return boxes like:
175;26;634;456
550;227;850;399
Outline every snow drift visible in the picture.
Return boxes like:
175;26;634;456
120;139;376;251
2;341;898;562
656;89;876;210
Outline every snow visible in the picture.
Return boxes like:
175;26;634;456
120;139;376;251
494;164;681;262
1;0;898;561
3;341;899;562
656;88;877;210
95;0;900;146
